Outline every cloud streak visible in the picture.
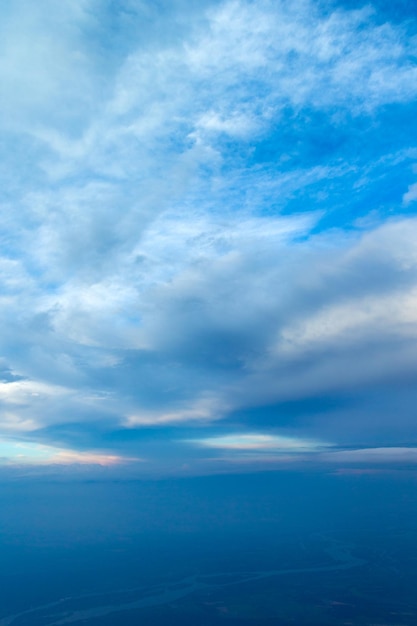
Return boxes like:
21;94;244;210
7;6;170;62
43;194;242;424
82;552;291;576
0;437;135;466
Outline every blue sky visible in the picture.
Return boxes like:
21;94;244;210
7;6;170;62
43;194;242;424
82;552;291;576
1;0;417;476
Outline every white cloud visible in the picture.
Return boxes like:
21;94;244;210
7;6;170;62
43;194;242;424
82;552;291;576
4;0;415;178
190;432;330;451
278;286;417;353
2;0;415;292
126;394;226;426
403;182;417;205
0;437;137;466
0;0;98;132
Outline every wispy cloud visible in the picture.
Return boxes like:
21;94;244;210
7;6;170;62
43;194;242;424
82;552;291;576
0;437;137;466
322;447;417;465
189;433;330;452
403;182;417;205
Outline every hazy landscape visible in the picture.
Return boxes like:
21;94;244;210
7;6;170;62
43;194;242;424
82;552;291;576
1;473;417;625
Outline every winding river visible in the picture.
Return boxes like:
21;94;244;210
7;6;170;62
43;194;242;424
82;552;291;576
0;537;366;626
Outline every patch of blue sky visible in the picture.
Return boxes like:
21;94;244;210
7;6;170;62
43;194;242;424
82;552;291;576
0;439;48;463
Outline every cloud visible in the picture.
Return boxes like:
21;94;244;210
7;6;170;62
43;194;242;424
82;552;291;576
403;182;417;205
322;447;417;465
3;213;417;462
0;0;417;473
189;433;330;451
0;0;98;133
126;394;227;427
2;211;417;464
0;437;136;466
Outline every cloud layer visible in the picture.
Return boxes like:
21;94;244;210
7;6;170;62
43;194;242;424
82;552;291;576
1;0;417;473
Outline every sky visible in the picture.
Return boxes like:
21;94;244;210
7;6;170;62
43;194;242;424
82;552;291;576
1;0;417;478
